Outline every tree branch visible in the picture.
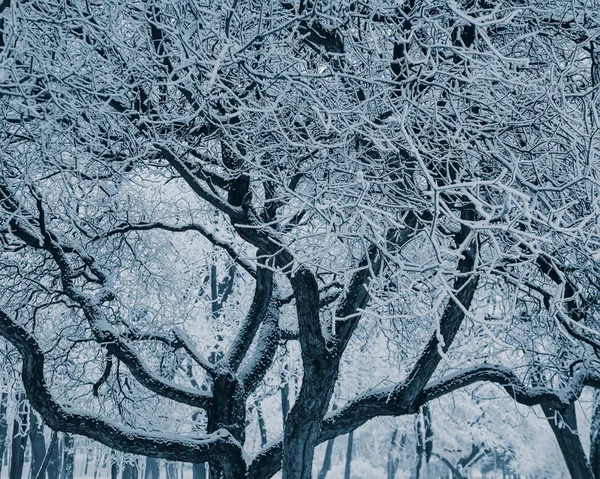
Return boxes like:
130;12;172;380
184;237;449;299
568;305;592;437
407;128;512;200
98;221;256;278
0;309;245;475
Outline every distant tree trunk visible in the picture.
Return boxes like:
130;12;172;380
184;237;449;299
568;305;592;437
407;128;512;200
344;432;353;479
591;392;600;479
317;438;335;479
387;428;406;479
35;431;58;479
144;457;160;479
122;458;139;479
9;393;28;479
166;462;178;479
281;368;290;425
61;433;75;479
415;405;433;479
543;402;594;479
29;409;47;479
0;390;9;478
193;463;207;479
110;453;120;479
46;431;62;479
257;404;268;447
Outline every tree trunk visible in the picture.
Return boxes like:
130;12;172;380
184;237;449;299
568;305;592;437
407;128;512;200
344;431;353;479
9;393;28;479
192;463;208;479
35;431;58;479
591;392;600;479
387;428;406;479
257;403;268;447
206;372;246;478
144;457;160;479
317;439;335;479
46;431;62;479
110;453;120;479
166;462;178;479
415;405;433;479
29;409;47;479
61;433;75;479
543;402;594;479
282;353;340;479
0;390;9;478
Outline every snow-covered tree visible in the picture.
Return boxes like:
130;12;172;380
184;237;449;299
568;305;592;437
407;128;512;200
2;0;600;478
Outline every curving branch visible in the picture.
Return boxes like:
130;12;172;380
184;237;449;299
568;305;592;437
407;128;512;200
402;212;478;403
222;264;274;371
239;299;280;394
248;362;600;479
99;221;256;278
0;309;245;476
80;303;213;410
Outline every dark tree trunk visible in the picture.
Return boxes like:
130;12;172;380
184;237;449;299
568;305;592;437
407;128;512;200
46;431;62;479
61;433;75;479
192;463;207;479
110;454;120;479
344;431;353;479
543;402;594;479
0;390;9;478
34;431;58;479
122;458;139;479
29;409;47;479
144;457;160;479
206;372;245;479
282;351;341;479
257;404;268;447
281;372;290;426
317;439;335;479
591;392;600;479
415;405;433;479
9;394;28;479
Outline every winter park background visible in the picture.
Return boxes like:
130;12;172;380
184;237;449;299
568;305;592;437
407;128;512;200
2;0;600;477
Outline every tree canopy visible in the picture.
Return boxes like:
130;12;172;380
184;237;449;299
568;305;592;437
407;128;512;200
1;0;600;477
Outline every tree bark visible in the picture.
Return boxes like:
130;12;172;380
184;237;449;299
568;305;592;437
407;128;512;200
192;463;208;479
35;431;58;479
61;433;75;479
344;431;353;479
111;453;120;479
46;431;62;479
9;393;28;479
543;402;594;479
591;392;600;479
29;409;47;479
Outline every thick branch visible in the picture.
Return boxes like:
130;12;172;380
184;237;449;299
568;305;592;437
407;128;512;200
222;265;274;371
248;363;600;479
81;302;213;410
0;310;244;475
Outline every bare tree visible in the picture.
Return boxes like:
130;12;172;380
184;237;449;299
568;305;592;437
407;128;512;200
1;0;600;478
